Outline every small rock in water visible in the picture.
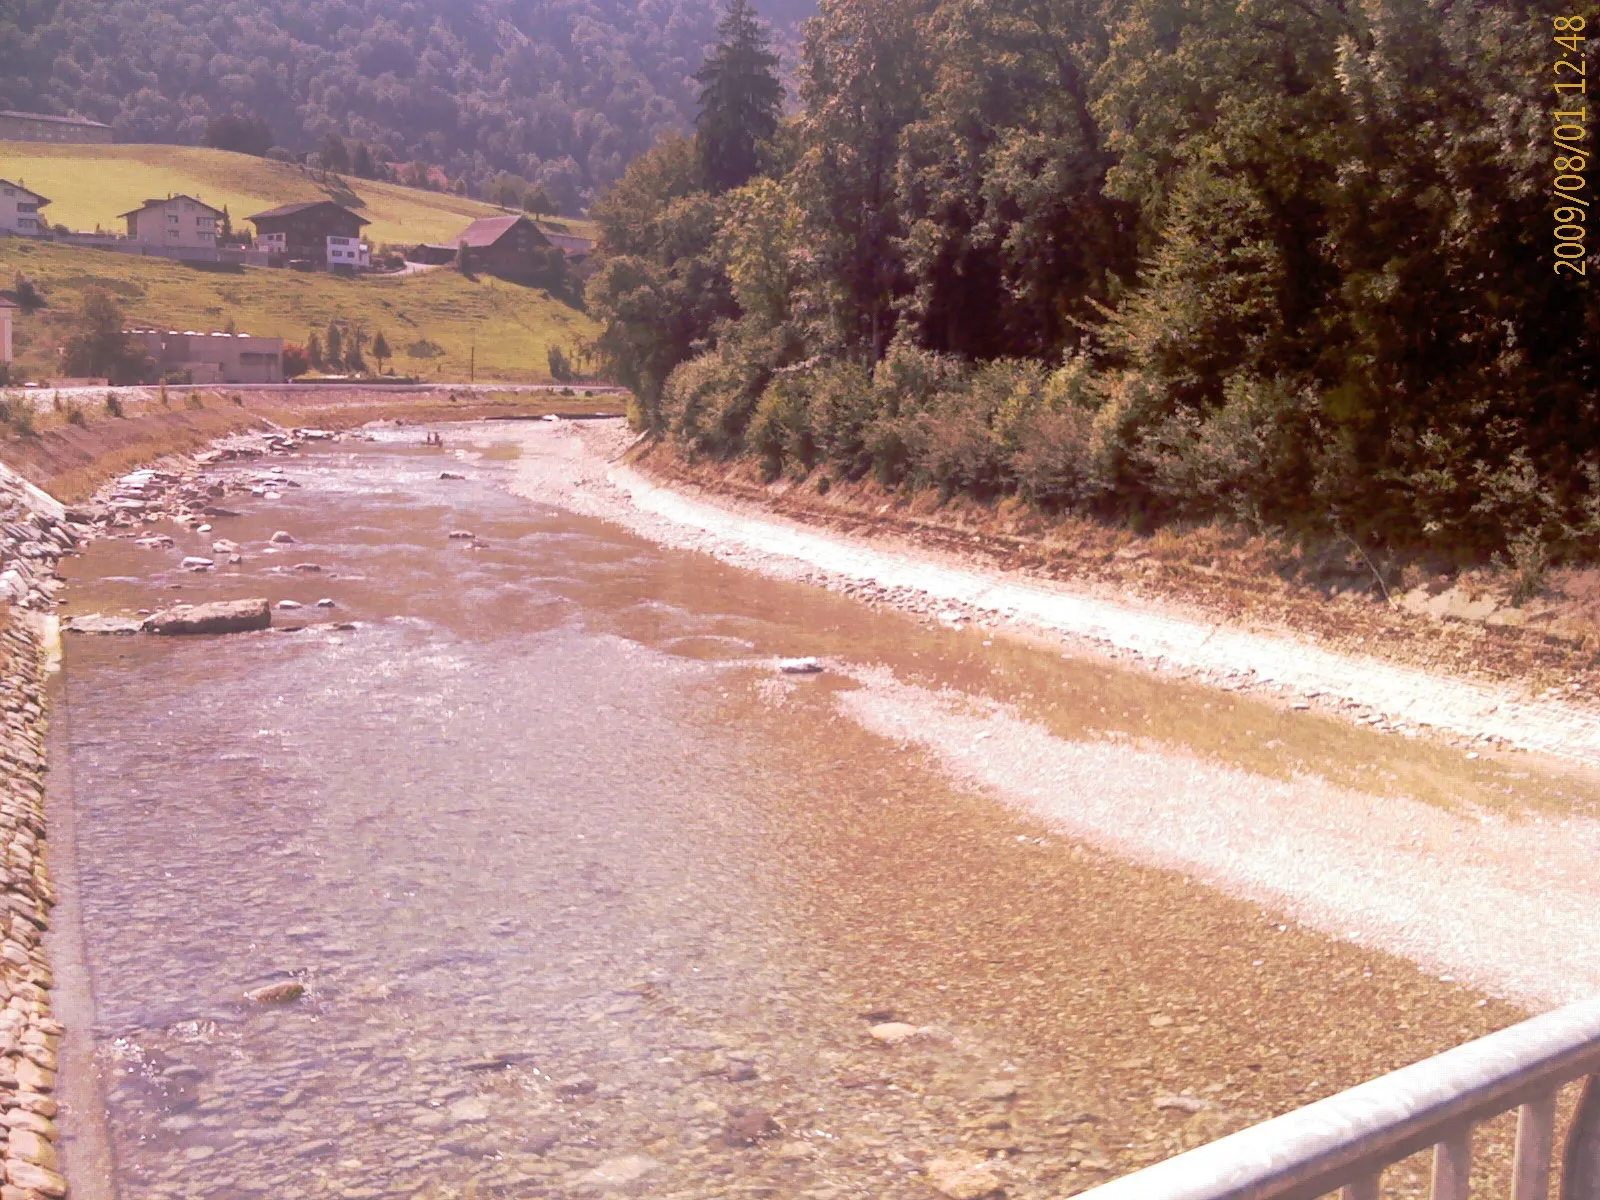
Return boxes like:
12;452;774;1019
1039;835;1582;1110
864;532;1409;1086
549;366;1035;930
292;562;322;572
197;523;212;533
868;1022;923;1046
448;530;475;540
925;1156;1004;1199
579;1156;658;1187
316;598;336;608
977;1080;1019;1102
64;615;145;636
269;530;295;544
1154;1095;1213;1114
277;600;303;610
777;657;823;675
447;1096;489;1123
212;539;241;554
181;556;215;571
440;472;466;480
722;1108;780;1146
554;1073;597;1098
244;981;304;1004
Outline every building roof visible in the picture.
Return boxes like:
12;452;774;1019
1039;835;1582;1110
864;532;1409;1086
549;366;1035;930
451;213;548;248
0;179;50;206
0;109;112;130
246;200;369;225
117;193;225;218
540;230;593;256
0;297;18;310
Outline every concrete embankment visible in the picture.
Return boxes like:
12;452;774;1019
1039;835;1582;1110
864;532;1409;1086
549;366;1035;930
0;465;77;1199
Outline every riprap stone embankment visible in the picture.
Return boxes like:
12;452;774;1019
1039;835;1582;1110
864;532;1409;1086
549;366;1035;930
0;462;81;1199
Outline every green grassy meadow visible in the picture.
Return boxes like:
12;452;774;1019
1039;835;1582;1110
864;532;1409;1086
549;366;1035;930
0;239;597;384
0;142;596;249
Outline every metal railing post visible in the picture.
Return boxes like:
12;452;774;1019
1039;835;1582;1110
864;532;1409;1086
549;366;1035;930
1341;1174;1381;1200
1513;1090;1558;1200
1430;1125;1472;1200
1564;1075;1600;1200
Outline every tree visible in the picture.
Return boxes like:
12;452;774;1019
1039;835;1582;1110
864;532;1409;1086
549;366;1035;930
204;114;273;157
347;325;368;372
12;275;43;315
307;331;324;370
63;288;145;384
455;240;475;279
694;0;783;194
351;141;376;179
325;321;343;370
372;331;391;374
318;132;351;173
523;185;556;216
547;344;573;381
282;343;310;378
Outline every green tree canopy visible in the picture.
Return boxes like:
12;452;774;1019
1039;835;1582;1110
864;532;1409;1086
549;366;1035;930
694;0;784;193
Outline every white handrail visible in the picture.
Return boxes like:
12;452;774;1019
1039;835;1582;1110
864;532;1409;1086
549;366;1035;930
1072;995;1600;1200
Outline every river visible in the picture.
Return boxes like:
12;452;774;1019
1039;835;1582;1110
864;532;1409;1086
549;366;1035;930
45;425;1587;1198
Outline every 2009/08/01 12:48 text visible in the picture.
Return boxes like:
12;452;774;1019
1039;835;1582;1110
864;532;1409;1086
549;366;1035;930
1553;15;1590;275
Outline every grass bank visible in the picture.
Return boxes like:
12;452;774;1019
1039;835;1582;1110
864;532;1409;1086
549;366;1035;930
0;385;624;502
0;240;597;385
0;142;595;248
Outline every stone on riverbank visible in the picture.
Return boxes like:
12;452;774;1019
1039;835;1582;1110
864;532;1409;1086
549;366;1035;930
145;599;272;636
270;531;295;544
63;615;144;635
778;657;823;674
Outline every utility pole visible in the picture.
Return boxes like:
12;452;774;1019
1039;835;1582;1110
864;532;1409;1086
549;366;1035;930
469;343;475;384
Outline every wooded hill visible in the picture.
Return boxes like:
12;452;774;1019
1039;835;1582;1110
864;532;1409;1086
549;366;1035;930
0;0;817;212
590;0;1600;577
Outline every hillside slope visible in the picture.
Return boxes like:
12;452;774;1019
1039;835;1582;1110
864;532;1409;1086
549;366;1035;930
0;0;818;208
0;240;596;384
0;143;596;249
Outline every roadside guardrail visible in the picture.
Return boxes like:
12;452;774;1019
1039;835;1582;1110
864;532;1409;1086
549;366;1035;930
1073;995;1600;1200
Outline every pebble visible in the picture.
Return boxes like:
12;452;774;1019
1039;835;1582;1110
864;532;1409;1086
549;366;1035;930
277;600;303;611
868;1022;923;1046
579;1155;659;1187
924;1156;1004;1199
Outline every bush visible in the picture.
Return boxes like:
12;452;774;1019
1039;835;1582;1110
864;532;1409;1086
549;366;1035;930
802;360;875;478
0;396;35;435
1012;404;1099;510
187;393;206;410
104;392;124;418
65;403;87;427
748;374;816;479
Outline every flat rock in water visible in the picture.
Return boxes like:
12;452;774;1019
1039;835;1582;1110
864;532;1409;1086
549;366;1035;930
64;614;145;636
448;530;475;540
440;472;466;480
181;556;215;571
202;506;241;518
777;657;823;674
145;598;272;636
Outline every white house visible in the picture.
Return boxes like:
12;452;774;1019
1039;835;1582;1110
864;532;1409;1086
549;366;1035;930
326;234;370;269
0;180;50;236
118;194;224;249
0;297;16;364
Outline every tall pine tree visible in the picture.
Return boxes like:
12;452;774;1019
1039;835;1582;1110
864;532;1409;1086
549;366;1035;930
694;0;783;194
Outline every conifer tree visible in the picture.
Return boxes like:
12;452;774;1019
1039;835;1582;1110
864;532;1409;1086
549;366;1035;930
693;0;783;194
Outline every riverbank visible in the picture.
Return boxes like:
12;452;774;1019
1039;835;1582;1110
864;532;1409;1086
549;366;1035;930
0;384;624;505
569;432;1600;767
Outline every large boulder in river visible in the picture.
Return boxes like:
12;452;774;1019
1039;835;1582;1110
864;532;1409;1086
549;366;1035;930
144;598;272;636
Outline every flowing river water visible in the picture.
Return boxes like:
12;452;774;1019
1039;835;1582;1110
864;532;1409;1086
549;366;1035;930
43;425;1600;1198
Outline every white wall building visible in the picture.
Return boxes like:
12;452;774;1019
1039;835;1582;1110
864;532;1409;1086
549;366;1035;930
0;297;16;364
326;234;370;269
119;194;223;249
0;179;49;236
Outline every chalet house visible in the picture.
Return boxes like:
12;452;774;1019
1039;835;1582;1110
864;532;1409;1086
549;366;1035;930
0;297;16;364
247;201;369;267
414;214;564;284
0;180;50;236
0;110;112;144
119;195;224;249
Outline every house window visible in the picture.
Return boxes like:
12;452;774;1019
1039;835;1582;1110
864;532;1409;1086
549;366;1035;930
16;203;35;214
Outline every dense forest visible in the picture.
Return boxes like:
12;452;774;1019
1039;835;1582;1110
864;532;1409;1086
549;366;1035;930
0;0;816;211
590;0;1600;577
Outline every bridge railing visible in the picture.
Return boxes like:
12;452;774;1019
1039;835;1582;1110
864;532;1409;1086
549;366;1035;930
1072;995;1600;1200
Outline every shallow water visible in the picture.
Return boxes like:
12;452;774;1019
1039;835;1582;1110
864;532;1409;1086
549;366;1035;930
47;430;1579;1198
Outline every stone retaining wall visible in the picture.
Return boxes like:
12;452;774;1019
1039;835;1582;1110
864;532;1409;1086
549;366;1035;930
0;462;78;1199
